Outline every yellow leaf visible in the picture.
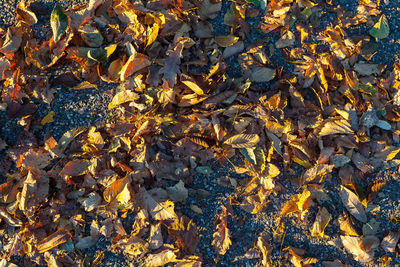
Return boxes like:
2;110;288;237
73;81;97;90
116;183;132;205
41;111;55;125
181;80;204;95
214;35;239;47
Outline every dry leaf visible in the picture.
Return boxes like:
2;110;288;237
37;229;71;253
224;134;260;148
310;207;332;238
381;232;400;253
212;206;231;255
276;31;295;48
341;235;374;263
319;120;353;136
339;186;367;223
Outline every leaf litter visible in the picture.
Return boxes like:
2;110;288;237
1;0;400;266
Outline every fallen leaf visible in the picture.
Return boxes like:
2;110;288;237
59;159;91;177
310;207;332;238
369;14;389;39
339;186;367;223
319;120;353;136
276;31;295;48
341;235;374;263
214;35;239;47
37;229;71;253
166;180;188;203
250;67;276;82
381;232;400;253
108;90;139;109
181;80;204;95
41;111;55;125
212;206;231;255
50;4;68;43
224;134;260;148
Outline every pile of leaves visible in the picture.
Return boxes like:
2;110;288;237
0;0;400;265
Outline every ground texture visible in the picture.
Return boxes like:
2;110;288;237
1;0;400;266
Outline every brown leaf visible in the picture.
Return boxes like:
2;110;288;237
120;53;151;81
141;188;177;221
310;207;332;238
250;67;276;82
276;31;295;48
338;214;359;236
339;186;367;223
37;229;71;253
214;35;239;47
381;232;400;253
302;164;334;184
59;159;90;177
212;205;231;255
257;232;272;266
159;38;187;89
16;0;38;26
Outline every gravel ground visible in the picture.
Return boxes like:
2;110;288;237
1;0;400;266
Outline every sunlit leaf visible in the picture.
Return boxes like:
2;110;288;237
339;186;367;223
369;14;389;40
50;4;68;43
224;134;260;148
41;111;55;125
37;229;71;253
